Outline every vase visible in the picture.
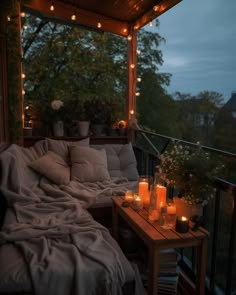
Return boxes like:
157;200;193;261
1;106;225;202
78;121;90;137
53;121;64;137
173;197;203;218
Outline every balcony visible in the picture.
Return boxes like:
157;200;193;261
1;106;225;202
132;127;236;295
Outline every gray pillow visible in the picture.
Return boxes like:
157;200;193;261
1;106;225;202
46;137;90;163
29;151;70;185
70;145;110;182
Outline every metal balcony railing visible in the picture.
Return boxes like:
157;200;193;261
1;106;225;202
132;127;236;295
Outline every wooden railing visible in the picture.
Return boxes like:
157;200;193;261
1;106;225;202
132;127;236;295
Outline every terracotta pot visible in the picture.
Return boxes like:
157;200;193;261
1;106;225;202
173;197;203;218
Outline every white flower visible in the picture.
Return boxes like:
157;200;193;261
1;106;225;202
51;100;63;110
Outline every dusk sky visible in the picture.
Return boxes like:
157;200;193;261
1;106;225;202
153;0;236;102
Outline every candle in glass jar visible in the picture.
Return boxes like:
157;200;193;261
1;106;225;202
133;195;143;211
125;190;134;203
138;180;149;206
167;203;176;215
175;216;189;233
156;184;167;208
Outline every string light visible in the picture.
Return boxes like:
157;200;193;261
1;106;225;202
22;89;25;96
23;25;28;30
130;64;135;69
20;12;26;17
134;25;138;30
130;110;134;115
153;5;159;11
25;106;29;110
137;77;142;82
50;3;55;11
7;16;11;21
21;73;26;79
136;49;141;55
71;12;76;21
123;28;127;33
135;92;140;96
149;21;153;27
97;21;102;28
127;35;132;41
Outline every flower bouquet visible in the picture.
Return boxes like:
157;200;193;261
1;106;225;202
156;142;224;205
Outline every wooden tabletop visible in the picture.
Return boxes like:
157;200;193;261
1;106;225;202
112;197;209;249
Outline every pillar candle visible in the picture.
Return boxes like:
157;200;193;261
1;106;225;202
156;184;167;209
138;181;149;206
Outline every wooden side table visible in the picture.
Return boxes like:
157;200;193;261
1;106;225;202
112;197;209;295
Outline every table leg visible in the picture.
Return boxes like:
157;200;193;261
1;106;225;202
196;238;208;295
112;202;118;240
148;244;160;295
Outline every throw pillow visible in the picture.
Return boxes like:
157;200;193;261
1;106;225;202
70;145;110;182
46;137;90;163
29;151;70;185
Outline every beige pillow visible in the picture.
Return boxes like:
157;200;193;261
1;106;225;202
70;146;110;182
29;151;70;185
46;137;90;163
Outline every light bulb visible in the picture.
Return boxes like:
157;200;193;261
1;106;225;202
97;21;102;28
149;21;153;27
136;49;141;55
50;4;55;11
71;13;76;21
123;28;127;33
130;64;135;69
7;16;11;21
127;35;132;41
153;5;159;11
22;89;25;95
136;92;140;96
137;77;142;82
25;106;29;110
21;73;26;79
20;12;26;17
130;110;134;115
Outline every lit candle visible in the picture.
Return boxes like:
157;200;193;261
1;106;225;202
138;179;149;206
156;184;167;209
133;195;143;211
167;204;176;215
175;216;189;233
125;190;134;203
148;209;159;222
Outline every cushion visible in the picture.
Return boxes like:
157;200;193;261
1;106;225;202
91;143;139;181
70;146;110;182
29;151;70;185
46;137;90;163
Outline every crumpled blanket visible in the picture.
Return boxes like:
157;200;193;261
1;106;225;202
0;143;137;295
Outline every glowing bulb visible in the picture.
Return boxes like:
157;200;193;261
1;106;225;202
123;28;127;33
136;49;141;55
71;13;76;21
149;21;153;27
130;64;135;69
136;92;140;96
127;35;132;41
134;25;138;30
22;89;25;95
25;106;29;110
20;12;26;17
97;21;102;28
23;25;28;30
153;5;159;11
21;73;26;79
130;110;134;115
7;16;11;21
50;4;55;11
137;77;142;82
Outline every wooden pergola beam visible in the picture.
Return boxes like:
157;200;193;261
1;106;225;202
22;0;130;37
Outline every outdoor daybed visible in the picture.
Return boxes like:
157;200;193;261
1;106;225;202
0;138;143;295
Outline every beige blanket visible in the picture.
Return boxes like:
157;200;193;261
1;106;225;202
0;143;136;295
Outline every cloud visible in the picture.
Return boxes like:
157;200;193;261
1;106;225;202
155;0;236;100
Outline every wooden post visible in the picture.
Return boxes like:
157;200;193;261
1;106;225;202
0;2;9;143
127;26;137;143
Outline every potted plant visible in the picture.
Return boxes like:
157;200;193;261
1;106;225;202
156;142;224;217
